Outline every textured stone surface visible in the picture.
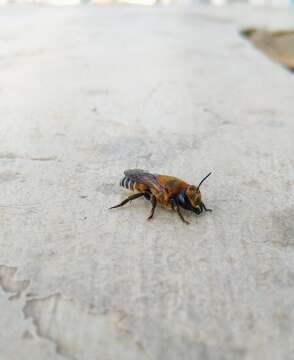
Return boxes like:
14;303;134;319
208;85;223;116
0;5;293;360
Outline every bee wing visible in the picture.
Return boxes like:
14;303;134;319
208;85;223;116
124;169;166;193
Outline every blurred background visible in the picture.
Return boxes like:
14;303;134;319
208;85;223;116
1;0;294;6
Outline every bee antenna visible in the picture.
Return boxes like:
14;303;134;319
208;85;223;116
197;172;212;189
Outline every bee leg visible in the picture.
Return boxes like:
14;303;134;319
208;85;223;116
109;192;144;209
201;202;212;212
144;192;151;200
176;207;190;224
147;195;157;220
193;206;201;215
171;199;189;225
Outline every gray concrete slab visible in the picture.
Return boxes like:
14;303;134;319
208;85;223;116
0;5;293;360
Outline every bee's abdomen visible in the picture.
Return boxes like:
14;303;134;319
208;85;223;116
120;176;136;191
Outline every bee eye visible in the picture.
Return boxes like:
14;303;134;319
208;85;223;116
177;190;193;210
178;192;185;204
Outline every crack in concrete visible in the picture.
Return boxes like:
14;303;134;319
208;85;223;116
0;265;30;297
23;293;148;360
0;264;148;360
23;294;78;360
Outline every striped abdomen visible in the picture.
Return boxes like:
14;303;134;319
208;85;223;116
120;176;136;191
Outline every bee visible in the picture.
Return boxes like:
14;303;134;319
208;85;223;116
110;169;212;224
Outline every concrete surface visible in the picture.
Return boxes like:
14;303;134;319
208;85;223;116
0;5;294;360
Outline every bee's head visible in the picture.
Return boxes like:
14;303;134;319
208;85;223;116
176;172;212;213
186;172;212;208
186;185;201;208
